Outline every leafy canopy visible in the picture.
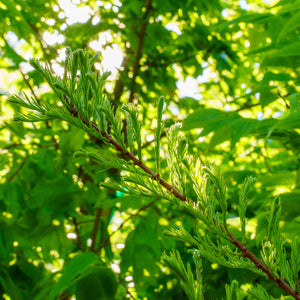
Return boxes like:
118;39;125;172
1;0;300;299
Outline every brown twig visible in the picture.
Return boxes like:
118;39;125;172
226;230;299;298
72;217;85;252
277;92;290;109
3;143;23;150
8;157;28;181
235;102;260;112
113;53;130;104
118;276;136;300
19;69;38;98
128;0;153;103
89;207;102;252
97;198;158;251
26;21;56;72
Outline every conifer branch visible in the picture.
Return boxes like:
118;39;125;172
31;88;298;298
67;105;300;299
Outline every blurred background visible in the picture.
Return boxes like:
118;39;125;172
0;0;299;299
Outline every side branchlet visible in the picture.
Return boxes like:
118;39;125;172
162;250;204;300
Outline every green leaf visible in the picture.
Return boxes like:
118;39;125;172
120;217;161;285
59;126;85;152
3;181;23;220
182;108;230;131
49;252;98;300
262;72;292;83
230;118;257;147
217;13;274;30
0;233;9;261
288;93;300;112
276;0;300;13
280;191;300;220
75;264;118;300
260;90;278;108
0;267;24;300
258;172;296;188
29;174;78;210
278;10;300;42
276;112;300;130
271;42;300;57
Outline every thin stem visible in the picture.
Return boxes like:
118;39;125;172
19;70;38;99
235;103;260;112
3;143;23;150
72;217;85;252
26;21;56;72
113;51;130;104
118;276;136;300
128;0;153;103
89;207;102;252
8;157;28;181
277;92;290;109
261;141;272;173
97;198;158;251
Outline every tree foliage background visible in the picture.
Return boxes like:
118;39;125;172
0;0;300;299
